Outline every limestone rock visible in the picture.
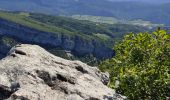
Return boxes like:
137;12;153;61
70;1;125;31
0;44;125;100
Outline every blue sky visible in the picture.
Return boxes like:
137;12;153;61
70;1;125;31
108;0;170;3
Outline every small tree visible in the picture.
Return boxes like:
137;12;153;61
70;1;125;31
99;29;170;99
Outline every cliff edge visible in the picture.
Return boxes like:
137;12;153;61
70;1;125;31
0;44;125;100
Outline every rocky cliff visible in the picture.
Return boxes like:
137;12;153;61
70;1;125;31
0;18;114;59
0;44;125;100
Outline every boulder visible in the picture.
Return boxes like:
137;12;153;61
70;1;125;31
0;44;125;100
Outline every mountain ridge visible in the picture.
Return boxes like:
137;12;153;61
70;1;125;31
0;0;169;25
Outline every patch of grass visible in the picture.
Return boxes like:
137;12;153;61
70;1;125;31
0;11;78;36
93;33;111;41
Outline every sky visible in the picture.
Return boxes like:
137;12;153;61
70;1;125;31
108;0;170;3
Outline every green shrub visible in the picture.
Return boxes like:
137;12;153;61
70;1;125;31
99;29;170;100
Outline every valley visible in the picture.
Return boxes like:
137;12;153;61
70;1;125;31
0;11;148;65
0;0;169;99
0;0;169;25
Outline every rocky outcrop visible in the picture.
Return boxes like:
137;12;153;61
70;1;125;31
0;44;125;100
0;18;114;59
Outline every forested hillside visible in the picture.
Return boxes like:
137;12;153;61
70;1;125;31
0;11;148;65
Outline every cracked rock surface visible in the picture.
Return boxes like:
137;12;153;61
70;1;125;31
0;44;125;100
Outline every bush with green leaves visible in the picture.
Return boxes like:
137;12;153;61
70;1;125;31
99;29;170;99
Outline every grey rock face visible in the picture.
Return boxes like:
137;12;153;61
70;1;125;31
0;44;125;100
0;18;114;59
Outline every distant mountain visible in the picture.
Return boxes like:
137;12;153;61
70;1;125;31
0;0;169;25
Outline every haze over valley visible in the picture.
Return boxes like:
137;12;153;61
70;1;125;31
0;0;170;26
